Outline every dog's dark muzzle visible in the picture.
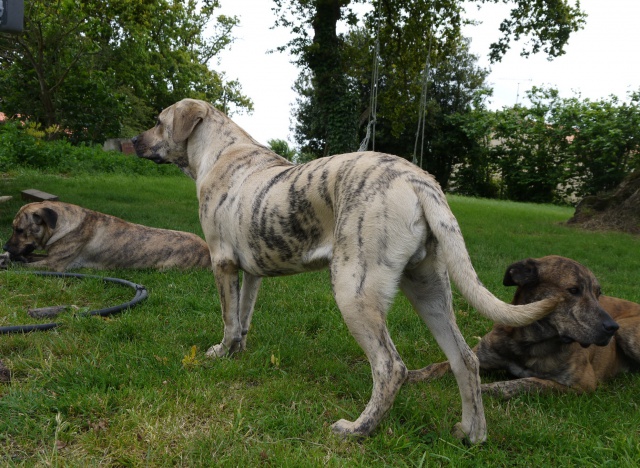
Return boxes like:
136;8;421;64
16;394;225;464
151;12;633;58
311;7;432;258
131;136;168;164
131;136;148;158
585;308;619;347
593;315;620;346
131;136;146;157
561;309;619;348
3;242;35;258
143;154;169;164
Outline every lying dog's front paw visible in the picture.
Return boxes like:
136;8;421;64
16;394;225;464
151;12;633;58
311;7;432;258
0;252;10;269
406;361;451;383
481;381;516;400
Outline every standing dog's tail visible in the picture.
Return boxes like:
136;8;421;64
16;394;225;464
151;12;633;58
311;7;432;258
415;181;555;326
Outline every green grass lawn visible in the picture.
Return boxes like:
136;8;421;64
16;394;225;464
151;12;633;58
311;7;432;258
1;171;639;466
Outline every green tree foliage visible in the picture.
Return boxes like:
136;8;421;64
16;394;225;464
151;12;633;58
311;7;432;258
497;87;640;202
486;0;586;62
555;91;640;197
282;0;491;185
268;138;315;164
346;7;491;188
491;103;569;203
274;0;360;156
274;0;584;186
451;87;640;203
0;0;252;143
446;108;500;198
268;138;297;161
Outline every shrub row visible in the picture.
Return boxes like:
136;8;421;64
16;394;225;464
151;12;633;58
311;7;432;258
0;121;178;176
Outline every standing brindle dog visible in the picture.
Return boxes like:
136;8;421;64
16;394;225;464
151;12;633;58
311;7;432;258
408;256;640;398
133;98;557;444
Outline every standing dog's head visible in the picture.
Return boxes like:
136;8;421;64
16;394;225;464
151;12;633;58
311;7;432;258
503;255;619;347
132;99;210;174
3;202;59;258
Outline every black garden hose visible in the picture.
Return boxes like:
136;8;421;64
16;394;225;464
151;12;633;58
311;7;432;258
0;271;148;334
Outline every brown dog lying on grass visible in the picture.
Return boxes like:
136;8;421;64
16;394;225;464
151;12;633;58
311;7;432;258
1;201;212;271
408;255;640;398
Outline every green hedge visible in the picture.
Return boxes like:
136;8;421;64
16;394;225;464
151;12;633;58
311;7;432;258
0;121;179;176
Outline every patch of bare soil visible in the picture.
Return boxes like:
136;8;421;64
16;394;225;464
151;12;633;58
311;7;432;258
567;170;640;235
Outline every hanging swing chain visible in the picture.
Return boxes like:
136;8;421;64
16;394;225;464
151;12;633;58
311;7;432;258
359;7;434;161
413;33;433;168
358;1;382;152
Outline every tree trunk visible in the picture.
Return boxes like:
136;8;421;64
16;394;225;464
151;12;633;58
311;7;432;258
307;0;357;155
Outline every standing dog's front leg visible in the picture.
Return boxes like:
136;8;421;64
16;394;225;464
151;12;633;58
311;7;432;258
206;259;243;358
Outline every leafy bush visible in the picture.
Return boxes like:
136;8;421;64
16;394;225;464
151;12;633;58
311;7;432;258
0;120;179;176
450;88;640;204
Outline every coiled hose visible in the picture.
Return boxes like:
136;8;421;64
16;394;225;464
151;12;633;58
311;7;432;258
0;271;148;334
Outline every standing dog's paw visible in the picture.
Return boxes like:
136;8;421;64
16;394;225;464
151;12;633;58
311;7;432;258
205;339;246;358
452;422;470;444
205;343;229;358
331;419;364;437
452;422;487;445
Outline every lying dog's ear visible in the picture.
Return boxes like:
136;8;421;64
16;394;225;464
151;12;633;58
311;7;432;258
503;259;539;287
172;100;208;144
33;207;58;229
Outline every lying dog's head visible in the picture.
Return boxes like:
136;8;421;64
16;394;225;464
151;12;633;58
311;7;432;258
504;255;619;347
132;99;210;173
3;203;58;258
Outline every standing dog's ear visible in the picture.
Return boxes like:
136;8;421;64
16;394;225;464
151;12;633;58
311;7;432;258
172;100;208;143
33;207;58;229
503;259;539;287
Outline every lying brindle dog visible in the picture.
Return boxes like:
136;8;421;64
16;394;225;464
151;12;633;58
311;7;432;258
2;201;211;271
408;255;640;398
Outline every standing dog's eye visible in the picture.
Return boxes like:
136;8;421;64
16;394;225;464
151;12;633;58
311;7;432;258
567;287;581;295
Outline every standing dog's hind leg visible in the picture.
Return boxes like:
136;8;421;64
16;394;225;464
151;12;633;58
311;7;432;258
330;265;407;437
401;262;487;444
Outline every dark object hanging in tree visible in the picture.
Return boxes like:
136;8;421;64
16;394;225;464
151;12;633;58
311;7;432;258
0;0;23;33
